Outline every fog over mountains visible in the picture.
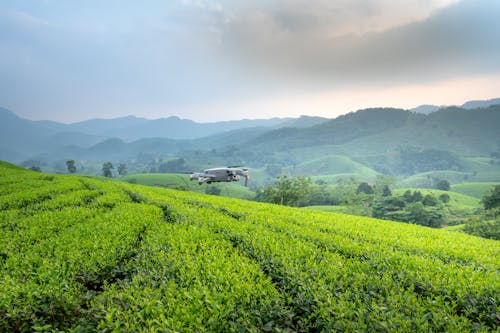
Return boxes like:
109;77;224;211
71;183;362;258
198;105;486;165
1;97;499;180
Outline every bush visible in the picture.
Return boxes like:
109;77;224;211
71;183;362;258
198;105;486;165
463;218;500;240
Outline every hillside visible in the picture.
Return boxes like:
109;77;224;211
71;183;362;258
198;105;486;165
2;105;499;186
392;188;481;224
0;108;289;163
247;106;500;156
0;161;498;331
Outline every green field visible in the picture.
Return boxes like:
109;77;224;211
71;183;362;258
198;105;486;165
1;161;499;332
284;154;379;183
462;157;500;182
451;182;499;199
396;171;470;188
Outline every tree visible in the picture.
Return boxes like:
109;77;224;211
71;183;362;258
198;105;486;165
422;194;438;206
118;163;127;176
29;165;41;172
406;202;429;226
102;162;114;178
482;185;500;211
462;185;500;240
435;179;451;191
356;182;374;195
257;176;313;207
66;160;76;174
463;218;500;240
439;193;450;203
381;185;392;197
158;158;186;173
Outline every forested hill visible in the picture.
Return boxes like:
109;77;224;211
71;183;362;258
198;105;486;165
1;104;499;179
247;105;500;155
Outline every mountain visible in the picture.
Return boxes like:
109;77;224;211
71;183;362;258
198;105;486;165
246;106;500;155
1;102;499;181
67;115;149;136
66;115;291;141
0;107;290;162
276;115;329;128
410;104;442;114
461;97;500;109
410;97;500;115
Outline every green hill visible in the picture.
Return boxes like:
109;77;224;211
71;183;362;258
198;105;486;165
451;182;500;199
0;162;499;332
286;155;379;182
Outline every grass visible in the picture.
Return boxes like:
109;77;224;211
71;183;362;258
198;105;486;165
396;171;469;188
283;155;379;183
451;182;499;199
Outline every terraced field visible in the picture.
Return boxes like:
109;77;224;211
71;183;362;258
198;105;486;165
0;161;498;332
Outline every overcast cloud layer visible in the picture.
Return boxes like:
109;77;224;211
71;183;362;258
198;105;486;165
0;0;499;122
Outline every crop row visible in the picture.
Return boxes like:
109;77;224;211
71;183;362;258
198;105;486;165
118;184;500;331
0;166;498;331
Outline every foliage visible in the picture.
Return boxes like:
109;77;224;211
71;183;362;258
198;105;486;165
0;162;498;332
439;193;451;203
102;162;113;178
373;190;446;228
29;165;41;172
462;186;500;240
256;176;313;206
66;160;76;174
394;147;462;175
117;163;127;176
435;179;451;191
356;182;374;194
158;157;186;173
482;185;500;211
463;217;500;240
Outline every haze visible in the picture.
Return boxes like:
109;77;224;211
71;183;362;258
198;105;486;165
1;0;499;123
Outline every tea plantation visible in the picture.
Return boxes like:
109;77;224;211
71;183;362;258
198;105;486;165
0;161;498;332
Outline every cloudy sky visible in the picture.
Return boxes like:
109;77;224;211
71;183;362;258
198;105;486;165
1;0;499;123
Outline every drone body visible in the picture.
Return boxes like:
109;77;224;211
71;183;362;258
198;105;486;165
190;167;249;186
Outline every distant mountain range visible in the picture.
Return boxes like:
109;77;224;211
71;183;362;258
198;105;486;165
1;98;499;181
411;97;500;114
0;107;329;162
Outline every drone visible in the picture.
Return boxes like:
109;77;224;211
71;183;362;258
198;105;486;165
190;167;250;186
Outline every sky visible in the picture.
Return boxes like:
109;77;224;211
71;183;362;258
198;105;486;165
0;0;499;123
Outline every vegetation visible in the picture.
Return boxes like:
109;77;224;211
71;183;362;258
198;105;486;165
463;185;500;240
1;161;498;331
372;190;446;228
66;160;76;174
452;182;500;199
255;176;313;206
102;161;113;178
435;179;451;191
117;163;127;176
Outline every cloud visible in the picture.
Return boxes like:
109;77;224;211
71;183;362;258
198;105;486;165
214;0;500;85
0;0;499;122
